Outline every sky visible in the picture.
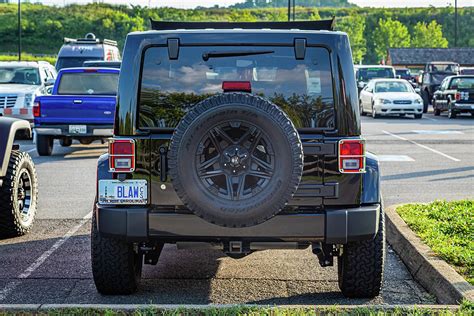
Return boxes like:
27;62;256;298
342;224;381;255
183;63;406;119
37;0;473;8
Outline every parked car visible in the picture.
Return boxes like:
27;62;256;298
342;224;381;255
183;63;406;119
92;20;384;299
359;79;423;119
55;33;120;71
419;61;459;113
460;67;474;75
395;68;416;88
354;65;396;92
33;67;119;156
0;117;38;237
433;75;474;118
83;60;121;69
0;61;57;123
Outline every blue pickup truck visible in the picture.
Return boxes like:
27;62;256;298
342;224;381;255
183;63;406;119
33;67;119;156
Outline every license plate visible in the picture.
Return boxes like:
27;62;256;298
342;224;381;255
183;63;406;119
69;125;87;134
98;180;148;205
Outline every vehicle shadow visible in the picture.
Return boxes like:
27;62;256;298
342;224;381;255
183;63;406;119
31;142;107;165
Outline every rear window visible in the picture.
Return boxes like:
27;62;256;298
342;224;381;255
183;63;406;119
450;77;474;89
57;72;118;95
138;46;335;130
56;57;102;70
357;67;395;82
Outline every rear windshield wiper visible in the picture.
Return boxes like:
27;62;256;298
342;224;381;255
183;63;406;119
202;50;274;61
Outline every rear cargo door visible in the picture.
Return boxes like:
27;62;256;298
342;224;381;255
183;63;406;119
137;44;335;208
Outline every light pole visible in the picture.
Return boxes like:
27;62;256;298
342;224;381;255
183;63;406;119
454;0;458;47
288;0;291;21
18;0;21;61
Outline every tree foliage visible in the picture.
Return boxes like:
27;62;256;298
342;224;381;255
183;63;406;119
411;20;449;48
373;18;411;62
0;3;472;64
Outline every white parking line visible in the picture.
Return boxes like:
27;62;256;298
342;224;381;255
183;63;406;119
377;155;415;162
412;130;463;135
26;148;36;153
423;116;438;122
382;130;460;162
0;211;93;301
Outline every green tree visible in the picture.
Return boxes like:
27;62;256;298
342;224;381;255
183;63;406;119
373;18;411;63
411;20;448;48
337;14;366;64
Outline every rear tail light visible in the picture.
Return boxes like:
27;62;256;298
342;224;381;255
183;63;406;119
338;139;365;173
455;92;461;101
33;101;41;117
109;138;135;173
222;81;252;93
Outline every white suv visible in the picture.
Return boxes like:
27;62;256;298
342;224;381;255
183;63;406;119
0;61;57;122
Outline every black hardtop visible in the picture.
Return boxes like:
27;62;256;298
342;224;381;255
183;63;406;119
115;21;360;136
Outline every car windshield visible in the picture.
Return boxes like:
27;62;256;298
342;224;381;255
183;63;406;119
0;67;41;85
57;72;119;95
374;81;412;93
56;57;102;70
358;68;394;82
450;77;474;89
428;64;459;73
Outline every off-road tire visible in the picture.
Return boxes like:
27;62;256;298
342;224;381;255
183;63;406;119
421;90;429;113
0;151;38;237
36;135;53;156
169;93;303;228
60;138;72;147
91;211;143;295
337;204;385;298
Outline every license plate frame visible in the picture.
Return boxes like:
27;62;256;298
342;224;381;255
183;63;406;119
98;179;148;205
69;125;87;134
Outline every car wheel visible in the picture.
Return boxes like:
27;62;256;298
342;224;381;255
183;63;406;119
448;104;457;119
434;108;441;116
91;211;143;294
79;139;94;145
338;203;385;298
421;90;429;113
359;101;366;116
371;104;379;119
0;151;38;237
414;114;423;119
60;138;72;147
36;135;53;156
168;93;303;228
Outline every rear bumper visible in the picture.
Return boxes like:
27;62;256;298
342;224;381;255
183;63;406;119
95;204;380;244
452;103;474;112
34;124;113;137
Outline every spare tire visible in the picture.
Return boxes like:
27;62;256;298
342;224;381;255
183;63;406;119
169;93;303;228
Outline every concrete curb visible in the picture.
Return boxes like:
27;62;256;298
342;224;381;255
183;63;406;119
0;304;462;312
385;204;474;304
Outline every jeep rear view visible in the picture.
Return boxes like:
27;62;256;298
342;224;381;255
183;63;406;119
92;20;384;298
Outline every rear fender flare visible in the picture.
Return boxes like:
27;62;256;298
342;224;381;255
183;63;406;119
361;152;380;204
0;118;32;178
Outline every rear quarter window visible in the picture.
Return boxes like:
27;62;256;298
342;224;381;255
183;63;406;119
57;72;119;95
138;45;335;130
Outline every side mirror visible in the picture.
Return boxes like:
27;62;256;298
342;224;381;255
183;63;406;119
358;81;366;89
397;75;401;79
45;79;55;87
415;88;421;94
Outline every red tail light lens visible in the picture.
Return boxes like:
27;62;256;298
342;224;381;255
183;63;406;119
222;81;252;93
455;92;461;101
109;139;135;173
33;101;41;117
338;139;365;173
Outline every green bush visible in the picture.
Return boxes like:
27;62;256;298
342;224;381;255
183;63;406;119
397;200;474;285
0;53;56;65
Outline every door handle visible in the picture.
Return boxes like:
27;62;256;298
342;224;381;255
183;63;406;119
73;100;83;104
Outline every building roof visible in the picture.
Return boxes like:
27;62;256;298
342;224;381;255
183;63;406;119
388;48;474;66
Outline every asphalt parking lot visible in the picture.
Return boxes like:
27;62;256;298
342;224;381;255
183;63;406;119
0;111;472;305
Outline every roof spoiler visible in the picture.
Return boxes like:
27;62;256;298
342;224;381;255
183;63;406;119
150;18;335;31
63;37;118;46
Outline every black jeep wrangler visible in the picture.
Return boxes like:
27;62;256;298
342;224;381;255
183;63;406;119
92;20;384;298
